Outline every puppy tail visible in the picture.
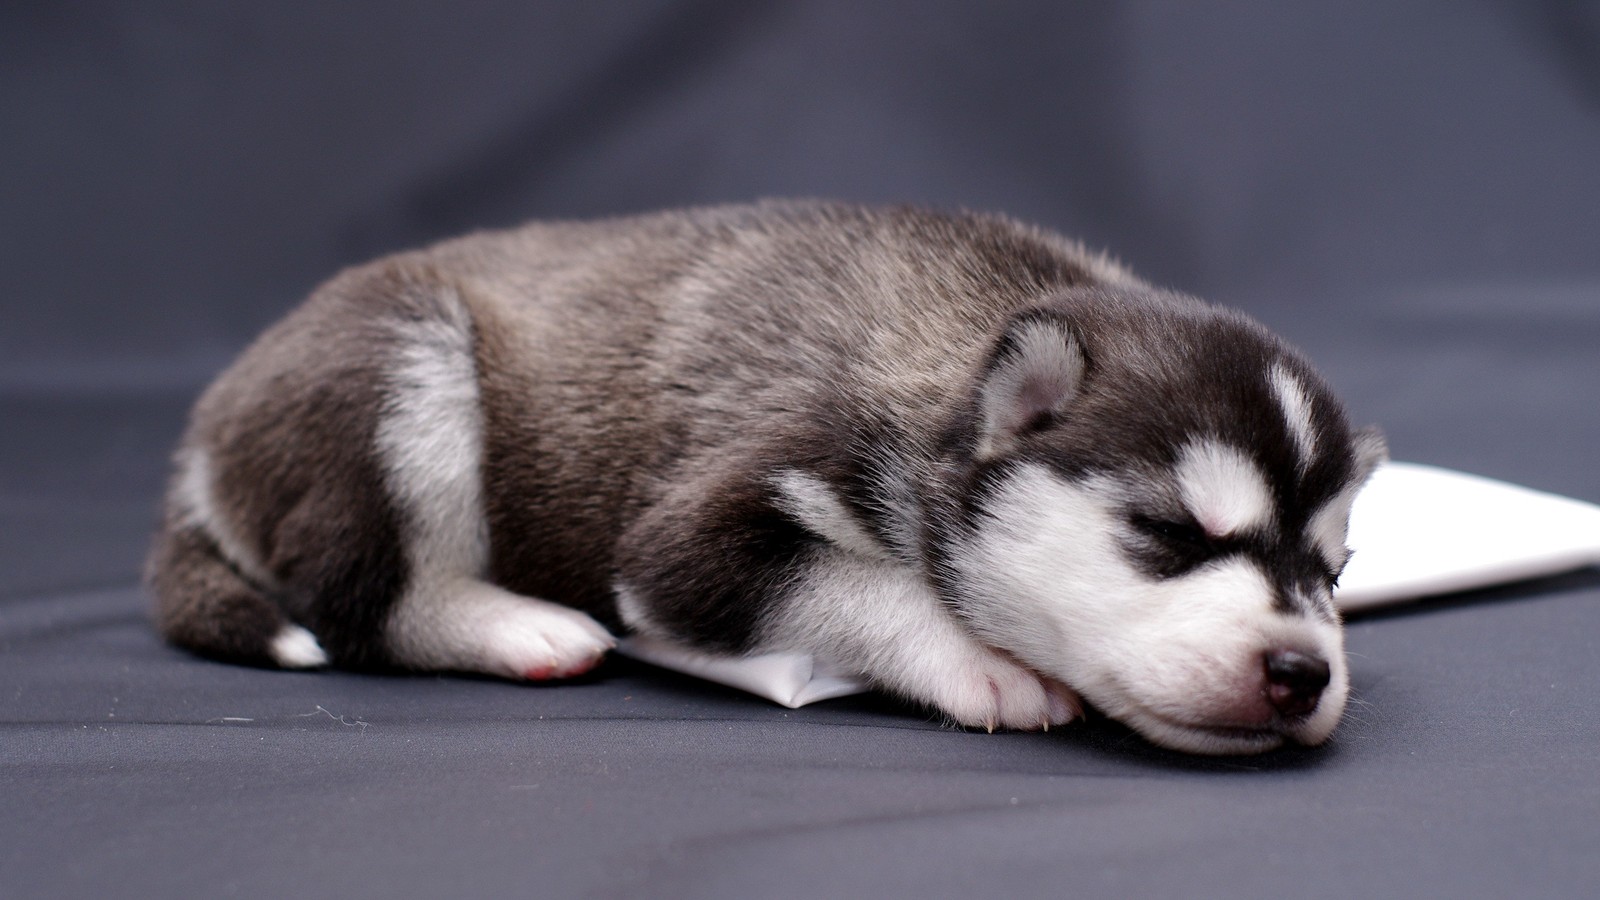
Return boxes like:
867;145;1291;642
146;519;328;670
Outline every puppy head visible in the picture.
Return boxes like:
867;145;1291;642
938;289;1385;754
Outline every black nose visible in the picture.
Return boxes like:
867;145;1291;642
1263;649;1330;718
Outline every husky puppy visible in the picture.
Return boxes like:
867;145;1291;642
149;201;1384;755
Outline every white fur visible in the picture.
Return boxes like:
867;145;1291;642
761;550;1079;730
949;464;1347;754
375;304;613;677
771;470;891;560
270;624;329;669
1175;440;1275;537
375;311;489;579
1268;364;1318;471
613;582;658;636
173;447;276;588
386;577;613;678
1307;482;1362;574
1308;428;1387;574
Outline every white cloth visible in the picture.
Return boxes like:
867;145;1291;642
1333;462;1600;609
617;463;1600;708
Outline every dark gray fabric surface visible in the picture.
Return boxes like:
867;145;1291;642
4;3;1599;898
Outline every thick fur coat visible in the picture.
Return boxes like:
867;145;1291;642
149;201;1383;754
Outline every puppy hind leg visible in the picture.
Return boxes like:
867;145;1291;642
385;579;614;680
369;291;614;680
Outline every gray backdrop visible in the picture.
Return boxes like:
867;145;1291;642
4;3;1599;898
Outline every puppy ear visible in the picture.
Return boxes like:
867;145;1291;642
976;313;1086;458
1350;425;1389;483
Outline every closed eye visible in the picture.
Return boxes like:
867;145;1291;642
1125;514;1226;579
1133;516;1211;550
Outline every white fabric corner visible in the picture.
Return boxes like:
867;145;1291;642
617;635;866;708
1334;462;1600;610
616;463;1600;708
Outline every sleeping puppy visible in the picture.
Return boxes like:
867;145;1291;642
148;201;1384;755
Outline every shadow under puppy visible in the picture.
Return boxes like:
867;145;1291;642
148;201;1385;755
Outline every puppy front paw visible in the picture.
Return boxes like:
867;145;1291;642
917;649;1081;732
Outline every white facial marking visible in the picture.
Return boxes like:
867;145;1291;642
1308;432;1388;575
1269;364;1318;471
771;470;890;561
1175;440;1275;537
1307;482;1362;572
269;625;329;669
949;464;1348;754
